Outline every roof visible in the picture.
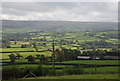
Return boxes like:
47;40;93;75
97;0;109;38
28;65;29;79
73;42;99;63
103;56;119;59
77;56;90;59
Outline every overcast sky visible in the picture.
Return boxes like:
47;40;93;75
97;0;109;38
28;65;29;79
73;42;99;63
1;2;118;22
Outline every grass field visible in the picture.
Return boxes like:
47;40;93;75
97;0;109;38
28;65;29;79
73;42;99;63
2;64;119;74
85;66;119;74
3;74;119;81
2;51;52;59
2;31;118;60
2;48;35;52
57;60;119;65
2;64;73;69
28;74;119;79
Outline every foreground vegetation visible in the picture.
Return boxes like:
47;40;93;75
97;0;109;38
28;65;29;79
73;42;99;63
3;74;119;81
27;74;119;79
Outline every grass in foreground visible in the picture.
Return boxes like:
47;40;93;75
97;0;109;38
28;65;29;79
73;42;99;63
29;74;119;79
3;74;119;81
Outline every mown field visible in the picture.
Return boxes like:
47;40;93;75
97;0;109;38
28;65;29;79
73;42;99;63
57;60;119;65
27;74;119;79
3;74;119;80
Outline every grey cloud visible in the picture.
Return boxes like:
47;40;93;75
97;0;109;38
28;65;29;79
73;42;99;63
2;2;77;13
2;2;118;22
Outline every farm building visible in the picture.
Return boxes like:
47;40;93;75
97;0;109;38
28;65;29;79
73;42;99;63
103;56;119;60
77;56;100;60
77;56;90;59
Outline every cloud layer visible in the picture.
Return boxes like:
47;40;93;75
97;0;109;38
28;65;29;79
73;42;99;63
2;2;118;22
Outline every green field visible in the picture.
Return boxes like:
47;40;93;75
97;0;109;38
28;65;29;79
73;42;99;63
28;74;119;79
85;66;119;74
2;64;119;74
3;74;119;81
2;51;52;59
2;59;119;65
56;60;119;65
2;31;119;60
2;64;73;69
2;48;36;52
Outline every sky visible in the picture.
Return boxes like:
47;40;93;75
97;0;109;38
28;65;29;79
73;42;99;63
1;2;118;22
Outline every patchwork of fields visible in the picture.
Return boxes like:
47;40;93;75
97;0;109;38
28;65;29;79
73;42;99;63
1;31;119;80
2;31;118;59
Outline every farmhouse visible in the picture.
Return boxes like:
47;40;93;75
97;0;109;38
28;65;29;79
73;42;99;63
103;55;119;60
77;56;100;60
77;56;90;59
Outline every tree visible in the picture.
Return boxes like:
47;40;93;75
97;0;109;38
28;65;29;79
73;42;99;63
76;40;78;42
55;49;65;63
2;39;11;48
40;55;47;64
36;54;40;59
44;36;46;40
52;42;55;69
96;49;105;59
77;46;79;50
9;54;16;64
35;47;38;52
21;44;27;48
14;41;17;45
16;53;23;59
7;44;11;48
33;42;37;48
27;55;35;63
43;43;46;47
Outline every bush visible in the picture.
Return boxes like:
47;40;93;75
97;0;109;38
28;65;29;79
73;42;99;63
56;71;64;76
48;69;56;76
63;67;84;75
2;66;21;80
2;65;50;80
23;66;34;76
32;64;50;76
27;55;35;63
35;64;42;76
42;68;50;76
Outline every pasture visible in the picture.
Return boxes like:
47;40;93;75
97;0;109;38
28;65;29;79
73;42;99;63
2;51;52;59
58;60;119;65
26;74;119;79
3;74;119;80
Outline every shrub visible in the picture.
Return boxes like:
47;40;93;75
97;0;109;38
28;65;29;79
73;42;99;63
23;66;34;76
2;66;21;80
63;67;84;75
48;69;56;76
56;71;64;76
42;68;50;76
34;64;42;76
27;55;35;63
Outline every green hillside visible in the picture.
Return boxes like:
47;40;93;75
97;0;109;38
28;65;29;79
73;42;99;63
2;20;118;33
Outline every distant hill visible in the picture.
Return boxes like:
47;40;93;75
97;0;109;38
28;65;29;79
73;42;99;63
2;20;118;33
